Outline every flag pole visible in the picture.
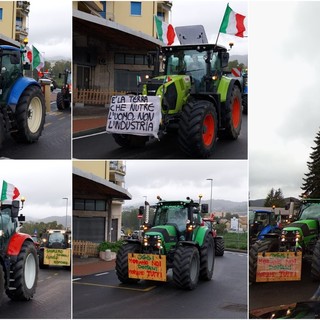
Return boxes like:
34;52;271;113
215;3;229;49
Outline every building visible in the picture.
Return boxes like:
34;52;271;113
73;160;131;243
0;1;30;46
73;1;172;95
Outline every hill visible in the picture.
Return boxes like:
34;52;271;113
230;54;248;66
26;215;71;228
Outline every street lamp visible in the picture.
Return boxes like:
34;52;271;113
206;178;213;213
63;197;68;229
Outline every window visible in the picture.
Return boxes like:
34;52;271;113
0;8;3;20
115;53;147;65
73;199;106;211
130;2;141;16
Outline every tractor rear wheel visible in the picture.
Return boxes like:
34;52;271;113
219;85;242;140
6;241;38;301
215;237;225;257
311;239;320;280
199;234;215;281
0;264;4;305
178;100;218;158
173;245;200;290
56;92;64;110
116;243;141;284
11;86;46;143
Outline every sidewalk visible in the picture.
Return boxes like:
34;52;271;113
73;105;108;137
73;257;116;277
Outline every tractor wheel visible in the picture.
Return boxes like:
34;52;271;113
311;239;320;280
112;134;148;148
0;264;4;305
178;100;218;158
11;86;46;143
173;245;200;290
242;95;248;115
38;250;48;269
116;242;141;284
219;85;242;140
215;237;225;257
6;241;38;301
56;92;64;110
249;240;271;283
0;113;5;148
199;234;215;281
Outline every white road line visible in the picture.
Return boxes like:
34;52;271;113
73;278;82;281
95;272;109;277
73;131;106;140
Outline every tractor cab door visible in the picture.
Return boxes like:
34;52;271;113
0;206;16;250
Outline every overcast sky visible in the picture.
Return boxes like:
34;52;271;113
0;160;72;219
124;160;248;206
27;0;72;60
171;1;248;55
249;2;320;200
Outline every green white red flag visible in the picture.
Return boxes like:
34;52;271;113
1;181;20;202
154;15;176;45
219;4;246;38
32;45;45;71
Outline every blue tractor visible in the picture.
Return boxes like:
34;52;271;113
0;45;46;148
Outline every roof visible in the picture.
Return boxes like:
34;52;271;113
73;167;132;200
0;34;20;47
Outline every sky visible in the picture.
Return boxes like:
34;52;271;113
27;0;72;60
171;1;248;55
249;2;320;200
123;160;248;206
0;160;72;219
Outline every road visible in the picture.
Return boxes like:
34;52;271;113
73;115;247;160
0;90;71;159
73;251;247;319
249;259;319;313
0;267;71;319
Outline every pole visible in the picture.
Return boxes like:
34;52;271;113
206;179;213;213
63;197;68;229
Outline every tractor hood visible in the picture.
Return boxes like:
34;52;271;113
283;220;319;237
145;225;179;243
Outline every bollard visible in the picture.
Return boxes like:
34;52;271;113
105;249;112;261
39;78;51;113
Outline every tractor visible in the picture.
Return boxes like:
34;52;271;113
56;69;71;110
0;198;38;305
109;42;242;158
38;229;71;269
0;45;46;148
249;199;320;283
116;197;215;290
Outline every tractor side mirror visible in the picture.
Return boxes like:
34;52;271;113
23;63;31;70
11;200;20;218
201;203;209;214
10;52;21;64
138;206;145;215
220;52;229;68
147;54;153;68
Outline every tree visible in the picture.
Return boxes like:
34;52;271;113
301;129;320;197
264;188;286;207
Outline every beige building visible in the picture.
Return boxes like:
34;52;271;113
73;160;131;243
0;1;29;45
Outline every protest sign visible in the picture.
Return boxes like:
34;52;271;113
44;248;71;266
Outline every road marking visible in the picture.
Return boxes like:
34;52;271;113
73;281;156;292
73;278;82;281
95;272;109;276
44;123;52;128
73;131;106;140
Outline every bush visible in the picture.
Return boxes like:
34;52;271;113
98;240;124;253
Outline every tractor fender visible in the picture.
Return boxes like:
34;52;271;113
6;232;33;257
193;228;210;247
7;77;41;110
218;77;242;103
179;240;199;248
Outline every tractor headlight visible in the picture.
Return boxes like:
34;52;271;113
156;237;162;249
295;231;300;242
143;235;150;246
281;230;286;242
0;230;3;237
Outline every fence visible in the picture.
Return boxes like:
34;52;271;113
73;88;126;106
73;240;99;257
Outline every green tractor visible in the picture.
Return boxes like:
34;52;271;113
0;45;46;148
110;43;242;158
249;198;320;283
116;197;215;290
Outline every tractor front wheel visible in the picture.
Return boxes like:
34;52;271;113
178;100;218;158
56;92;64;110
173;245;200;290
311;239;320;280
6;241;38;301
215;237;225;257
0;263;4;305
199;234;215;281
12;86;46;143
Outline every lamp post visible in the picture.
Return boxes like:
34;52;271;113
206;178;213;213
63;197;68;229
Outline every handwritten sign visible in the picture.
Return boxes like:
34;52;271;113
256;251;302;282
44;248;71;266
106;95;162;138
128;253;167;282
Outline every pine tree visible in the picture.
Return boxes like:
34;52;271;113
301;129;320;197
264;187;286;207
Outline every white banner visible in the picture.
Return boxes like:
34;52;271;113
106;95;162;139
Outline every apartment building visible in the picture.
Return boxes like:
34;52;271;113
73;1;172;94
0;1;30;45
73;160;131;243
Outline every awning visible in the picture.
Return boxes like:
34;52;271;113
0;33;20;47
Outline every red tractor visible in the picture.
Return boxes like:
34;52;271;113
0;199;38;305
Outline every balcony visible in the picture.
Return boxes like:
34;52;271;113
109;161;126;187
16;1;30;15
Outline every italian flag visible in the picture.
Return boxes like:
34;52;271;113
154;15;176;45
219;4;246;38
32;45;45;72
21;45;32;64
1;181;20;202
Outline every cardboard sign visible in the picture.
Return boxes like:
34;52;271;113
106;95;162;138
256;251;302;282
44;248;71;266
128;253;167;282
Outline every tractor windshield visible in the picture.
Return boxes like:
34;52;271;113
249;210;255;224
0;206;16;241
48;232;65;245
154;205;188;232
299;202;320;220
0;51;21;90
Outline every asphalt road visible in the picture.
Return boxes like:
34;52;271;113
73;115;247;160
0;91;71;159
249;259;320;312
73;251;247;319
0;267;71;319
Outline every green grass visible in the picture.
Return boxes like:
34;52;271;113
219;231;247;251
